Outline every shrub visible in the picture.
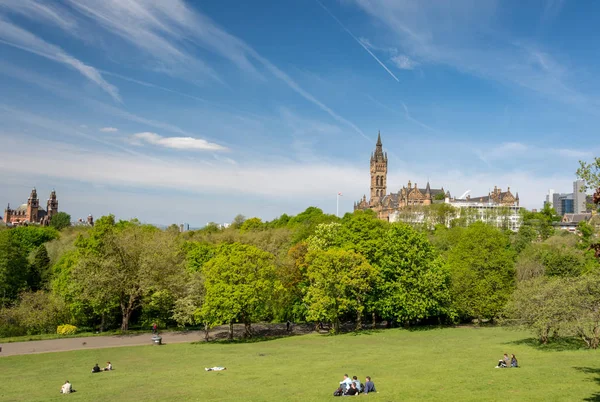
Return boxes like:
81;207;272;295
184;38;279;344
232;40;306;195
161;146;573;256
57;324;78;335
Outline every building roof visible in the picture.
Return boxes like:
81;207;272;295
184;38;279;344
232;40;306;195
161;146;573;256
562;213;592;223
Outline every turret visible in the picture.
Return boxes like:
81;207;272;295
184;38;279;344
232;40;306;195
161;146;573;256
47;189;58;218
370;131;388;203
27;188;39;223
3;203;11;223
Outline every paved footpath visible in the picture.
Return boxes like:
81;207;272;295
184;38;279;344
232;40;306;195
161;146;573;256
0;331;205;357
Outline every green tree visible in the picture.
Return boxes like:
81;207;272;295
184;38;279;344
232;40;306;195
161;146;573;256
200;243;281;338
239;217;263;232
9;226;58;253
377;224;453;325
72;216;185;330
447;222;515;322
503;277;570;343
28;245;51;291
304;249;378;332
231;214;246;229
0;230;28;304
50;212;71;230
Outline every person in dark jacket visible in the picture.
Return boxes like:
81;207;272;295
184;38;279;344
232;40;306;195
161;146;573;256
344;382;359;396
364;376;376;394
91;363;101;373
511;354;518;367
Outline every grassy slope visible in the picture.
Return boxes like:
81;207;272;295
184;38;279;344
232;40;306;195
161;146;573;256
0;327;599;401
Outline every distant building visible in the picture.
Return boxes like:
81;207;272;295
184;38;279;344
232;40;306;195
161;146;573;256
545;189;555;208
444;190;522;231
555;213;593;233
548;180;589;216
3;188;58;226
574;180;586;214
179;223;190;232
354;133;447;221
73;214;94;227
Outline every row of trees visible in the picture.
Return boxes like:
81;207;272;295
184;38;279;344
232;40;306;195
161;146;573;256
1;160;600;346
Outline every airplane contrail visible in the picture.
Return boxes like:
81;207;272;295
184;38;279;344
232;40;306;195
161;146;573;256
315;0;400;83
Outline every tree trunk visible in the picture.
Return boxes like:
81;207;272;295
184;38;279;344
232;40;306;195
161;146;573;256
121;308;132;331
204;323;210;342
334;319;340;334
244;321;252;338
372;312;376;329
120;295;136;331
356;308;362;330
100;313;105;333
228;321;234;340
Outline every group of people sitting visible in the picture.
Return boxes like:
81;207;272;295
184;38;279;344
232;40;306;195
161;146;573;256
496;353;518;368
91;361;113;373
333;374;377;396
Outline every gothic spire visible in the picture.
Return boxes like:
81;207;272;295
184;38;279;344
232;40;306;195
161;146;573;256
376;130;382;146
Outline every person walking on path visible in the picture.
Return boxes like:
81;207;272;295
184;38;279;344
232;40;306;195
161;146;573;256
152;323;158;334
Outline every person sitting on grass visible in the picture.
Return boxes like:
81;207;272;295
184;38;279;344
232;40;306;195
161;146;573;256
340;374;352;390
496;359;507;368
104;361;113;371
364;376;376;394
511;354;518;368
344;382;360;396
92;363;101;373
60;380;72;394
352;376;362;393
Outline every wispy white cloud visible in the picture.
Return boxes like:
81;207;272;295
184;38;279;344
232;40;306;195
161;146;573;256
131;132;227;152
100;127;118;133
391;55;418;70
0;135;577;210
0;0;77;32
316;0;400;82
352;0;594;109
0;17;120;102
476;141;593;165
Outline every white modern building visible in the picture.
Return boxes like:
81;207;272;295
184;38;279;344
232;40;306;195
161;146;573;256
388;188;523;231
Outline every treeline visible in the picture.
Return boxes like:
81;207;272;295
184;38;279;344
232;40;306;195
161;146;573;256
2;201;600;346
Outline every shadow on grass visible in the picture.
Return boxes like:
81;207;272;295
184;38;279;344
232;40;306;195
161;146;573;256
506;337;587;352
191;335;290;345
574;367;600;401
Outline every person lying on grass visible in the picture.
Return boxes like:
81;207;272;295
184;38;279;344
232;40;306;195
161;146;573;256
205;367;226;371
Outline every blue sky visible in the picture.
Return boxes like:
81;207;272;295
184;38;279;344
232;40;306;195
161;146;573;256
0;0;598;226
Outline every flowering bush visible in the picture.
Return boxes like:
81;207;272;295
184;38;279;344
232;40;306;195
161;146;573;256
57;324;77;335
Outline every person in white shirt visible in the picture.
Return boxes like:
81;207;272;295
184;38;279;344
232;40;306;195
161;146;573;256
339;374;352;390
104;361;113;371
60;381;72;394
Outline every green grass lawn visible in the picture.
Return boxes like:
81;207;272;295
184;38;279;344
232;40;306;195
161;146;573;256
1;327;599;401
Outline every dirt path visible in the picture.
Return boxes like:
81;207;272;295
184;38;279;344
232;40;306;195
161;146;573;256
0;331;205;357
0;323;318;357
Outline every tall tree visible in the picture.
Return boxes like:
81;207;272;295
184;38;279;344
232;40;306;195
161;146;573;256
377;224;453;325
304;249;377;332
447;222;515;322
28;245;51;291
0;231;28;304
200;243;281;338
72;216;184;330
